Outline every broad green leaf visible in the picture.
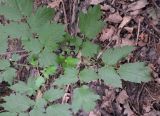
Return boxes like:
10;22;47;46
72;85;99;112
29;109;45;116
0;22;31;39
0;112;17;116
29;6;54;31
42;65;56;78
54;68;78;86
0;36;8;54
102;46;135;65
79;68;98;82
64;57;79;67
0;59;10;70
37;22;65;47
0;0;33;20
11;54;21;61
35;76;45;88
1;68;16;85
38;49;58;68
118;62;151;83
46;104;71;116
79;5;104;39
2;93;34;113
81;40;99;57
98;67;122;87
43;88;64;102
22;39;43;54
10;81;34;95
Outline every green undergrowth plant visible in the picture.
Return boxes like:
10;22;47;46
0;0;151;116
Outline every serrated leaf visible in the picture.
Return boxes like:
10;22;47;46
46;104;71;116
54;68;78;86
81;40;99;57
98;67;122;87
0;59;10;70
102;46;135;65
72;85;99;112
38;49;58;68
29;6;54;31
118;62;151;83
22;39;43;54
0;0;33;20
10;81;34;95
2;93;34;113
1;68;16;85
79;68;98;82
35;76;45;88
79;5;104;39
43;88;64;102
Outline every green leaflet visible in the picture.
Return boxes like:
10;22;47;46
2;93;34;113
54;68;78;86
0;0;33;20
102;46;135;65
118;62;151;83
79;5;105;39
99;66;122;88
43;88;64;102
81;40;99;57
72;85;100;112
46;104;71;116
79;68;98;82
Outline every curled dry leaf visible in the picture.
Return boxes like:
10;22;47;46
127;0;148;12
99;27;115;42
119;16;131;28
106;12;122;23
90;0;104;5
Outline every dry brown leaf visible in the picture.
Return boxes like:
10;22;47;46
116;90;129;104
99;27;115;42
119;16;131;28
48;0;62;8
106;12;123;23
90;0;104;5
127;0;148;12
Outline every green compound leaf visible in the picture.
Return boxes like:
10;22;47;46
102;46;135;65
64;57;79;67
38;49;58;68
2;93;34;113
98;67;122;88
10;81;34;95
46;104;71;116
79;5;105;39
81;40;99;57
72;85;100;112
1;68;16;85
118;62;151;83
43;88;64;102
79;68;98;82
0;0;33;20
54;68;78;86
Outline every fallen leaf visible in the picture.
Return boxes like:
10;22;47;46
48;0;62;8
127;0;148;12
124;27;134;33
99;27;115;42
116;90;129;104
90;0;104;5
119;16;131;28
106;12;122;23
